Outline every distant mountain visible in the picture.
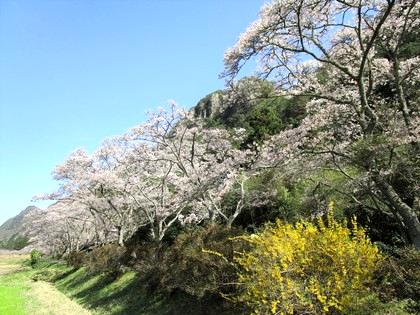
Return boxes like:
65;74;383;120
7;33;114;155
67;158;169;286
0;206;43;241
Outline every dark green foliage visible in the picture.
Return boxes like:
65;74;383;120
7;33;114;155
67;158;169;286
231;171;306;229
84;244;126;274
343;294;412;315
126;225;245;299
158;225;244;298
373;247;420;313
30;249;42;267
65;251;86;269
231;169;354;231
348;204;409;247
0;234;30;250
240;96;305;145
194;78;306;146
215;95;305;145
64;225;246;314
344;137;420;246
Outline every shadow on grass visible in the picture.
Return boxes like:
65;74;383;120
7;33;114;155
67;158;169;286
52;268;78;282
80;276;154;314
73;272;116;299
53;269;243;315
57;269;103;291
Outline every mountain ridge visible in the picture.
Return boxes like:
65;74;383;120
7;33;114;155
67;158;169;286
0;206;43;242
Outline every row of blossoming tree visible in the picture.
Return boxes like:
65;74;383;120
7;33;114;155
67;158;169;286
32;104;254;253
32;0;419;254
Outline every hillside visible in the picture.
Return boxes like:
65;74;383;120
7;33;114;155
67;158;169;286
0;206;43;246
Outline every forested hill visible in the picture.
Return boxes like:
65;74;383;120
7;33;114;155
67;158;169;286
0;206;42;250
0;206;41;240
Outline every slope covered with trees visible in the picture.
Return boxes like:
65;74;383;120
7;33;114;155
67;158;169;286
0;206;41;250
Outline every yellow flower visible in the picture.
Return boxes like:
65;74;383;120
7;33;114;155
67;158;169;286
228;203;381;315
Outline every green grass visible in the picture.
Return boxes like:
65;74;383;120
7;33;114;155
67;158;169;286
0;255;90;315
0;254;238;315
0;255;35;315
30;261;239;315
52;267;183;314
0;276;27;315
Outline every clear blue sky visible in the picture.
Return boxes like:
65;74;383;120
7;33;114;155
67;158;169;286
0;0;263;225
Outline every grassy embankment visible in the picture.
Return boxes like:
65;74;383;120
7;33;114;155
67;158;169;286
0;251;238;315
0;252;90;315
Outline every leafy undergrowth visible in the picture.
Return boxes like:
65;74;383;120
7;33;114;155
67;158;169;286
33;261;242;315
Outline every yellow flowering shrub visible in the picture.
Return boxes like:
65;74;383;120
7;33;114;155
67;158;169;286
230;204;381;314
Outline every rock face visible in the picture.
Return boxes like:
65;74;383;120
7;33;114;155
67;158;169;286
193;90;225;119
0;206;43;241
193;77;278;124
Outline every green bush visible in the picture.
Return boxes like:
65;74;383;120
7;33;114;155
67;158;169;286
84;244;126;274
65;251;86;269
158;225;245;298
343;294;412;315
127;225;246;299
373;247;420;313
30;249;42;267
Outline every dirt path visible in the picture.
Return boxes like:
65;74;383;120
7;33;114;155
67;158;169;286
0;252;91;315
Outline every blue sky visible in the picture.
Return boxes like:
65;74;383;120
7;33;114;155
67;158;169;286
0;0;263;224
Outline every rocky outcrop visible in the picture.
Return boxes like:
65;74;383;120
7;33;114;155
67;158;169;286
193;90;225;119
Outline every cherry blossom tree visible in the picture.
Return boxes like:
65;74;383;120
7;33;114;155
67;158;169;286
223;0;420;247
27;201;101;255
37;145;145;247
121;104;254;240
37;103;254;247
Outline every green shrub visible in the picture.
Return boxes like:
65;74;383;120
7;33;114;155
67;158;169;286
65;251;86;269
30;249;42;267
343;294;412;315
158;225;245;298
31;269;63;282
84;244;126;274
373;247;420;313
0;234;30;250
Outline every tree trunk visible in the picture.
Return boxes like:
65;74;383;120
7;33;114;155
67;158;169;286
374;176;420;249
226;204;243;228
117;226;125;247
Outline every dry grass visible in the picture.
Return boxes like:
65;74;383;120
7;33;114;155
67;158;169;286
0;252;28;275
27;281;91;315
0;264;22;275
